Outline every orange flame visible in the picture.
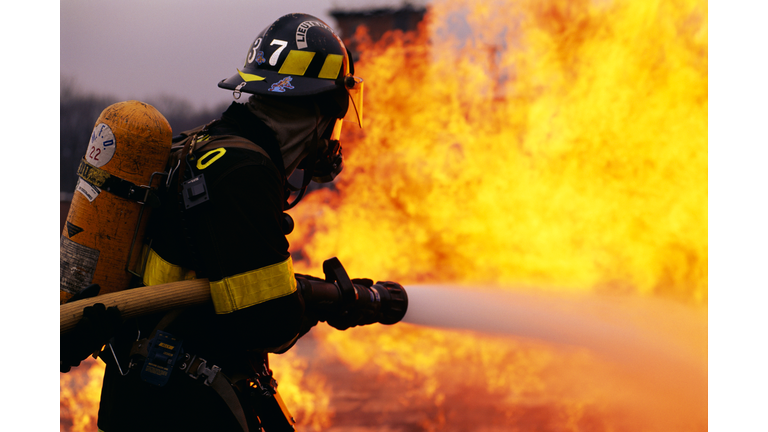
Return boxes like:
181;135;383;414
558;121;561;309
266;349;333;430
61;0;707;430
293;0;707;302
287;0;707;429
60;357;105;432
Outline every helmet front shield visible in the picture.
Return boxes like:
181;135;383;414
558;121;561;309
344;76;364;128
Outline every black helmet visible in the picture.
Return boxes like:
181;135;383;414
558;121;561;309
219;13;359;101
220;13;363;127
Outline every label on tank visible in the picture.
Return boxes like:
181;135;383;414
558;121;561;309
75;177;101;202
60;235;100;296
86;123;116;167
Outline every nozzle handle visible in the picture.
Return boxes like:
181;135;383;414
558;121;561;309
322;257;356;306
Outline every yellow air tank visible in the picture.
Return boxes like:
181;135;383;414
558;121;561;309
60;100;172;304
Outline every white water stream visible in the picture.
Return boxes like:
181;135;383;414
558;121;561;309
401;284;708;427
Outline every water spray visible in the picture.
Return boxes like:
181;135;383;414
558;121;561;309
402;283;706;369
400;283;707;425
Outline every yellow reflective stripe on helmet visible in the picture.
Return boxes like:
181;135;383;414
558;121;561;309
318;54;343;79
142;248;196;286
197;148;226;170
238;69;266;82
278;50;315;76
210;257;297;314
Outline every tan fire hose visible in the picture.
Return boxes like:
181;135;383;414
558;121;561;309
60;279;211;334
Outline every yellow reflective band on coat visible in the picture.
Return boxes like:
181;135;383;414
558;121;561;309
278;50;316;76
318;54;343;79
210;257;297;314
142;247;196;287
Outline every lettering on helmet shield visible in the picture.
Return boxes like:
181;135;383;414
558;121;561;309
295;21;333;49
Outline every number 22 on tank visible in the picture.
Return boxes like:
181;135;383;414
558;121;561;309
86;123;116;167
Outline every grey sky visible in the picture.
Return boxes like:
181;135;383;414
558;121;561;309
61;0;430;111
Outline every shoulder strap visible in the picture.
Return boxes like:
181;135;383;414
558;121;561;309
167;119;274;192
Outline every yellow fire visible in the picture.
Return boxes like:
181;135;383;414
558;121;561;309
287;0;707;429
60;357;106;432
267;349;333;430
292;0;707;304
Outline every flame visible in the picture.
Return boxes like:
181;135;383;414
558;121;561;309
61;0;707;429
267;349;333;430
293;0;707;302
304;294;707;430
60;357;105;431
288;0;707;429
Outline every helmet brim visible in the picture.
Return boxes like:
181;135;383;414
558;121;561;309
218;69;340;97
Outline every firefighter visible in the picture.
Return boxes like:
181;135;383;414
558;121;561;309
61;13;371;431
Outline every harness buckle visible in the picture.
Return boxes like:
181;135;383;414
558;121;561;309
196;359;222;386
180;353;221;386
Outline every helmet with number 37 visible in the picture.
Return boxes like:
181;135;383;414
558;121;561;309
218;13;363;129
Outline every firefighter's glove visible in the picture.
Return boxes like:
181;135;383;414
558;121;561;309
60;303;121;373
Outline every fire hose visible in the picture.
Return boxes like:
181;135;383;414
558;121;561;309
60;278;211;334
61;257;408;334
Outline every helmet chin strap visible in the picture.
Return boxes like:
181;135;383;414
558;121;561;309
284;103;323;210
